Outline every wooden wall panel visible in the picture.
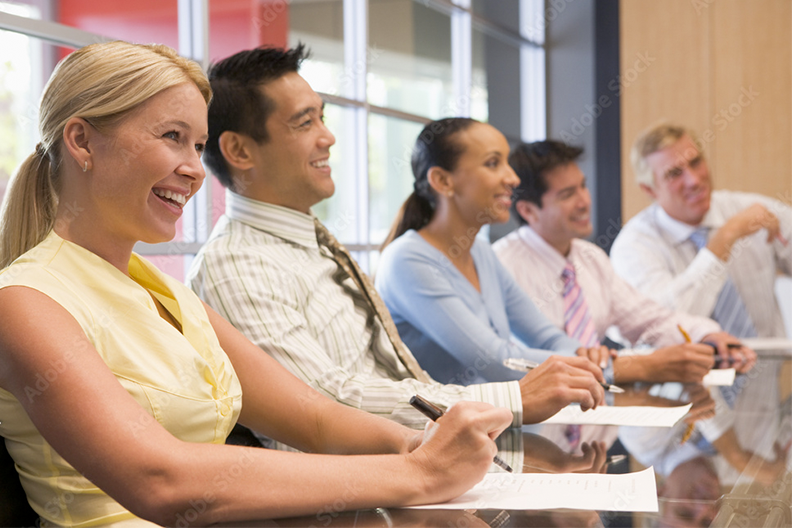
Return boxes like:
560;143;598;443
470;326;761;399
709;0;791;203
619;0;792;222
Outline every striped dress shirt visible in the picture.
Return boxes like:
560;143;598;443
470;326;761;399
186;191;522;430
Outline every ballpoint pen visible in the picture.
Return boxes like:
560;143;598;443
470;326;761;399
502;358;625;394
409;395;513;473
677;325;696;444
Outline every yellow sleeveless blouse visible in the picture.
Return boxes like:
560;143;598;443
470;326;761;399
0;231;242;527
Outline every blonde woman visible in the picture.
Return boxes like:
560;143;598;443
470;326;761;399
0;41;510;527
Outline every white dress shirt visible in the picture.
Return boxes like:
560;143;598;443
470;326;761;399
610;190;791;463
186;191;522;431
493;225;721;346
610;190;792;339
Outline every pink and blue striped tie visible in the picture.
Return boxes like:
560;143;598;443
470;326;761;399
560;262;598;451
562;263;599;347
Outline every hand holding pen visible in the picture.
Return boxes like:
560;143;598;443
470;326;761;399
410;395;514;472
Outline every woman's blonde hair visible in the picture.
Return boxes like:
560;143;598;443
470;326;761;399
0;41;211;268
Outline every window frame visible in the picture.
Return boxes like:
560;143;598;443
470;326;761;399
0;0;545;273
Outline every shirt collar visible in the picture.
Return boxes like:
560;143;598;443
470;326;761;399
653;199;723;245
517;225;569;276
225;190;319;249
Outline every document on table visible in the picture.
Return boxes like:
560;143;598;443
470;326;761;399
702;368;736;386
741;337;792;352
540;404;691;427
406;467;658;512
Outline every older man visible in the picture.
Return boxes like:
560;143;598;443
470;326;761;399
610;123;791;481
611;123;791;341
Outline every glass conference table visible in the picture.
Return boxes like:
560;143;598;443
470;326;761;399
217;354;792;528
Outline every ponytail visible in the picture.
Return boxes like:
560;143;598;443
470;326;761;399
0;147;58;268
381;191;435;251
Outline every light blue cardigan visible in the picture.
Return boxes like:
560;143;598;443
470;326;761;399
375;230;582;385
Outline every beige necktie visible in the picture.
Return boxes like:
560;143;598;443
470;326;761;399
314;219;432;383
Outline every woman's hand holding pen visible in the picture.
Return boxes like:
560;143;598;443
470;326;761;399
518;356;605;424
406;401;512;504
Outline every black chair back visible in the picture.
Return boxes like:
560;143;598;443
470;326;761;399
0;442;38;527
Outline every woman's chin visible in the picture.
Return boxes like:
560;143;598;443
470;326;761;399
139;230;177;246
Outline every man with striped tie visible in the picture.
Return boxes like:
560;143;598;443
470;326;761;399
493;139;739;385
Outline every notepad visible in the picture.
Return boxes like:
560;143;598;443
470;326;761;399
702;368;736;386
540;403;692;427
406;467;658;512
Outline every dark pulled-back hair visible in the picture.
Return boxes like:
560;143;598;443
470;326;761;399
509;140;583;225
381;117;478;249
204;44;309;191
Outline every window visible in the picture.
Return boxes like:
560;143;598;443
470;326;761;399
0;0;544;276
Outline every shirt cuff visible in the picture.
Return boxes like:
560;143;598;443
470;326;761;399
470;380;523;428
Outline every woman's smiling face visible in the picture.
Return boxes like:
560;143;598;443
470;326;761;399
446;123;520;226
87;83;208;245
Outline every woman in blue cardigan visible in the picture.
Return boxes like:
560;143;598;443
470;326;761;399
376;118;610;385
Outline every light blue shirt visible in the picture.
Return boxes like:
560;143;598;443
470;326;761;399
375;230;581;385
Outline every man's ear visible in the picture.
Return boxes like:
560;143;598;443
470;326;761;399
426;166;453;196
62;117;94;172
515;199;539;224
639;182;657;200
219;131;256;171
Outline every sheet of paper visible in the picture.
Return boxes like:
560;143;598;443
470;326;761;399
540;404;691;427
702;368;736;386
741;337;792;351
407;467;658;512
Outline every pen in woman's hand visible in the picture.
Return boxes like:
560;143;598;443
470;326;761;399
502;358;625;394
409;395;513;473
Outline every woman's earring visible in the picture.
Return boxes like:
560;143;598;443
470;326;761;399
83;161;88;172
447;190;454;197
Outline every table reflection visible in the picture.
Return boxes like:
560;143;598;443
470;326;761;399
215;357;792;527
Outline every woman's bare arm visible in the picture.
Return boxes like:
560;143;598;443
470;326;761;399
0;287;510;525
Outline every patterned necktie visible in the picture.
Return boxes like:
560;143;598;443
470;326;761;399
560;262;598;451
689;228;757;338
314;219;432;383
561;263;599;347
